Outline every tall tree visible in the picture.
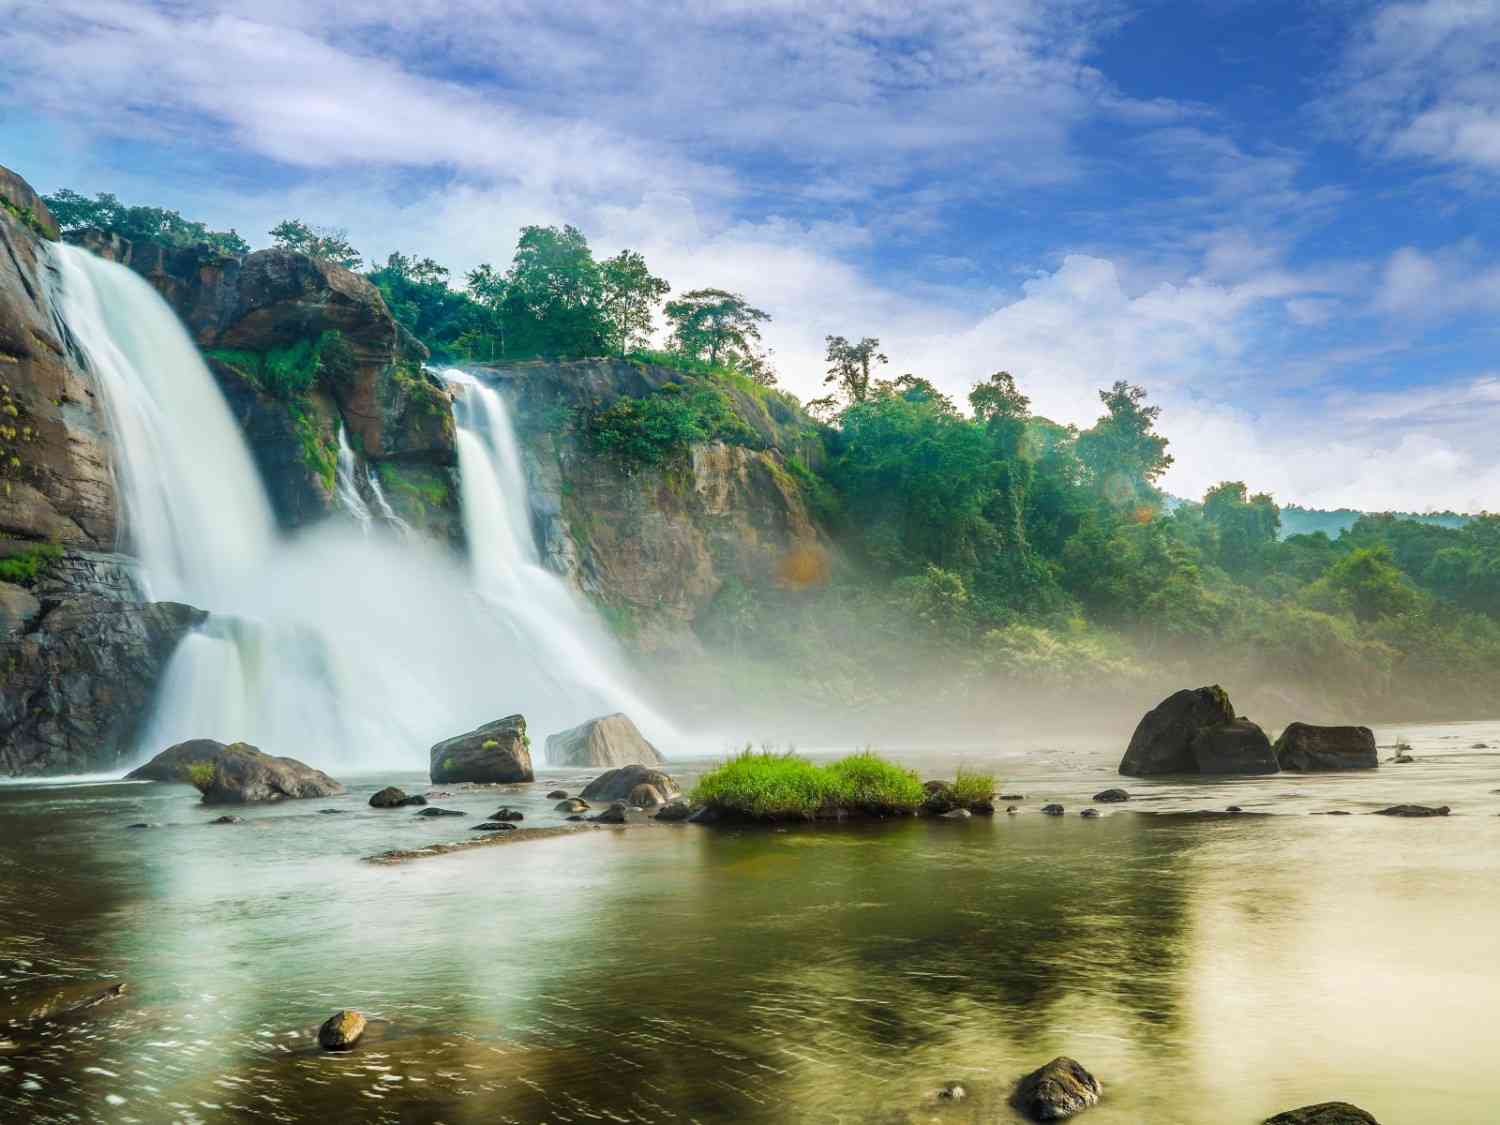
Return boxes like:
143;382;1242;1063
968;370;1031;459
822;335;887;406
43;188;249;254
1075;381;1173;505
1202;480;1280;575
501;224;609;357
599;250;670;356
269;219;363;269
664;288;770;368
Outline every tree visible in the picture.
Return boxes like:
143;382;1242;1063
368;252;499;361
600;250;670;356
1075;381;1173;506
43;188;249;254
822;335;887;406
501;224;609;357
269;219;363;269
969;370;1031;459
1202;480;1280;575
1313;546;1422;623
664;288;770;368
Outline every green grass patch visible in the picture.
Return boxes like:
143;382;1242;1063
0;542;62;584
950;767;996;806
376;462;450;509
185;762;217;793
692;749;924;821
207;330;350;401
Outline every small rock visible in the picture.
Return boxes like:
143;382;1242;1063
210;815;243;825
1471;742;1489;749
556;798;590;813
416;807;466;818
969;799;996;815
1011;1056;1101;1121
565;814;585;821
937;1081;966;1101
1041;804;1064;816
1079;808;1100;818
491;807;525;821
546;789;568;799
1374;804;1449;817
1315;810;1351;816
1263;1102;1379;1125
426;791;453;799
1093;788;1129;803
655;800;693;822
591;800;648;825
369;786;413;808
318;808;346;815
1227;805;1243;814
940;808;971;820
999;793;1025;800
1006;806;1019;814
471;821;517;832
317;1009;366;1051
126;822;152;830
687;804;725;824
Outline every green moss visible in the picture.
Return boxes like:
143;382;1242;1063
206;330;351;402
593;600;640;640
481;739;499;751
692;749;924;821
0;542;62;584
0;198;52;239
287;399;337;493
185;762;217;793
950;767;996;806
376;462;450;509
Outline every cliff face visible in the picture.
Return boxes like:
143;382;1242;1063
476;359;830;655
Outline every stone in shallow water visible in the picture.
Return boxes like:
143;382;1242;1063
1079;808;1100;818
318;808;346;815
491;807;525;821
209;815;243;825
999;793;1025;800
1041;804;1064;816
544;712;665;768
471;821;517;832
580;764;681;803
317;1009;366;1051
1093;788;1129;803
545;789;568;799
939;808;971;820
555;798;590;813
937;1081;966;1101
370;786;425;808
655;800;692;822
1274;723;1378;771
416;807;465;818
1374;804;1449;817
1011;1056;1101;1120
429;714;533;784
1263;1103;1379;1125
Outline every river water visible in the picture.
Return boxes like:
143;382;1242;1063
2;721;1498;1124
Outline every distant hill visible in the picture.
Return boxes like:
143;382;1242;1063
1279;504;1471;540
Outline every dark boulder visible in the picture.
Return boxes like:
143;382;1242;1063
471;821;517;832
132;740;343;804
1093;788;1129;803
209;815;243;825
546;789;568;799
127;738;228;782
1080;808;1100;818
580;764;681;803
1263;1103;1379;1125
591;800;650;825
655;800;693;822
318;1009;366;1051
1374;804;1449;817
369;786;425;808
627;783;667;808
1191;719;1278;775
543;712;665;768
429;715;533;784
969;799;996;815
491;807;525;821
1119;685;1235;776
1274;724;1378;771
1011;1056;1101;1120
921;780;958;815
1041;804;1065;816
416;807;465;818
555;798;590;813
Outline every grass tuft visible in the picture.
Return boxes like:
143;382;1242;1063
692;748;923;821
950;766;996;806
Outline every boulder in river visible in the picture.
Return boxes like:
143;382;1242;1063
1093;788;1129;803
556;798;590;813
471;821;516;832
491;807;525;821
369;786;425;808
1011;1056;1102;1120
940;808;971;820
627;783;667;808
655;800;693;822
1263;1103;1379;1125
1374;804;1449;817
543;712;666;768
132;740;344;804
1274;724;1378;771
546;789;568;799
1119;685;1235;776
1080;808;1100;818
416;807;465;817
209;815;243;825
591;800;650;825
317;1009;366;1051
1191;719;1278;775
580;764;682;803
1041;804;1064;816
429;715;533;784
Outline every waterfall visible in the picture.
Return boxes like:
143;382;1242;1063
53;245;671;768
333;425;374;530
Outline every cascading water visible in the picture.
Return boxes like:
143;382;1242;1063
52;245;672;768
333;425;375;530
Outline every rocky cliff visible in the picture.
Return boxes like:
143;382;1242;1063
474;359;831;655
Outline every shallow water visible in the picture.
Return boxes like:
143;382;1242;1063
2;722;1498;1123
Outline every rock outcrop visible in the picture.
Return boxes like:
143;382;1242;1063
131;739;343;803
1010;1056;1102;1121
1263;1103;1379;1125
369;786;425;808
1119;686;1236;776
1191;718;1278;775
543;712;665;768
1;549;204;776
429;715;534;784
579;764;682;803
1274;724;1378;771
125;737;225;781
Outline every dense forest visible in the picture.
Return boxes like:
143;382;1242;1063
46;189;1500;723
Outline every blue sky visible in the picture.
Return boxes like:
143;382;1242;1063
6;0;1500;511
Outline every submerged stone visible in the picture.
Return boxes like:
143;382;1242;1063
416;807;465;817
545;789;568;799
1079;808;1100;818
1041;804;1064;816
1011;1056;1101;1120
1093;788;1129;803
1374;804;1449;817
471;821;517;832
317;1009;366;1051
655;800;693;822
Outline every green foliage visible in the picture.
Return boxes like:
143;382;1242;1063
586;382;761;464
287;400;337;493
1075;381;1172;507
951;767;997;806
184;762;217;793
1;198;51;239
269;219;362;269
664;288;771;374
43;189;248;253
376;462;450;509
692;749;923;820
818;335;887;410
208;331;350;402
0;542;62;584
601;250;671;356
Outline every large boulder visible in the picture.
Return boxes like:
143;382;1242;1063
1274;724;1378;771
131;739;343;804
1191;719;1278;775
1264;1104;1379;1125
543;712;665;768
580;764;682;803
1118;686;1235;776
1010;1056;1102;1121
430;715;534;784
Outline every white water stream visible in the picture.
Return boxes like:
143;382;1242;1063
52;245;670;768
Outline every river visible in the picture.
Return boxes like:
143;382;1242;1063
2;720;1498;1123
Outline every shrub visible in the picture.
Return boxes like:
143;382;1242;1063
951;767;996;806
0;542;62;584
184;762;217;793
692;748;924;820
824;751;925;815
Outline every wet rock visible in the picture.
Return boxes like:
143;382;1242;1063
937;1081;966;1101
1263;1102;1379;1125
1006;806;1019;814
565;814;586;822
318;808;346;815
1011;1056;1102;1120
655;800;693;822
126;822;152;830
209;815;243;825
999;793;1025;800
1080;808;1100;818
591;799;649;825
1274;724;1378;771
627;783;667;808
369;786;425;808
580;764;681;803
1472;742;1489;749
546;789;568;799
1093;788;1129;803
921;779;959;815
317;1009;366;1051
1191;718;1278;775
416;807;465;817
543;712;665;768
687;804;725;824
127;738;231;782
1315;810;1351;816
1373;804;1449;817
491;807;525;820
555;798;590;813
429;714;533;784
1119;685;1235;776
1041;804;1064;816
1226;805;1243;814
969;799;996;815
471;821;517;832
133;740;343;804
940;808;971;819
426;791;454;799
